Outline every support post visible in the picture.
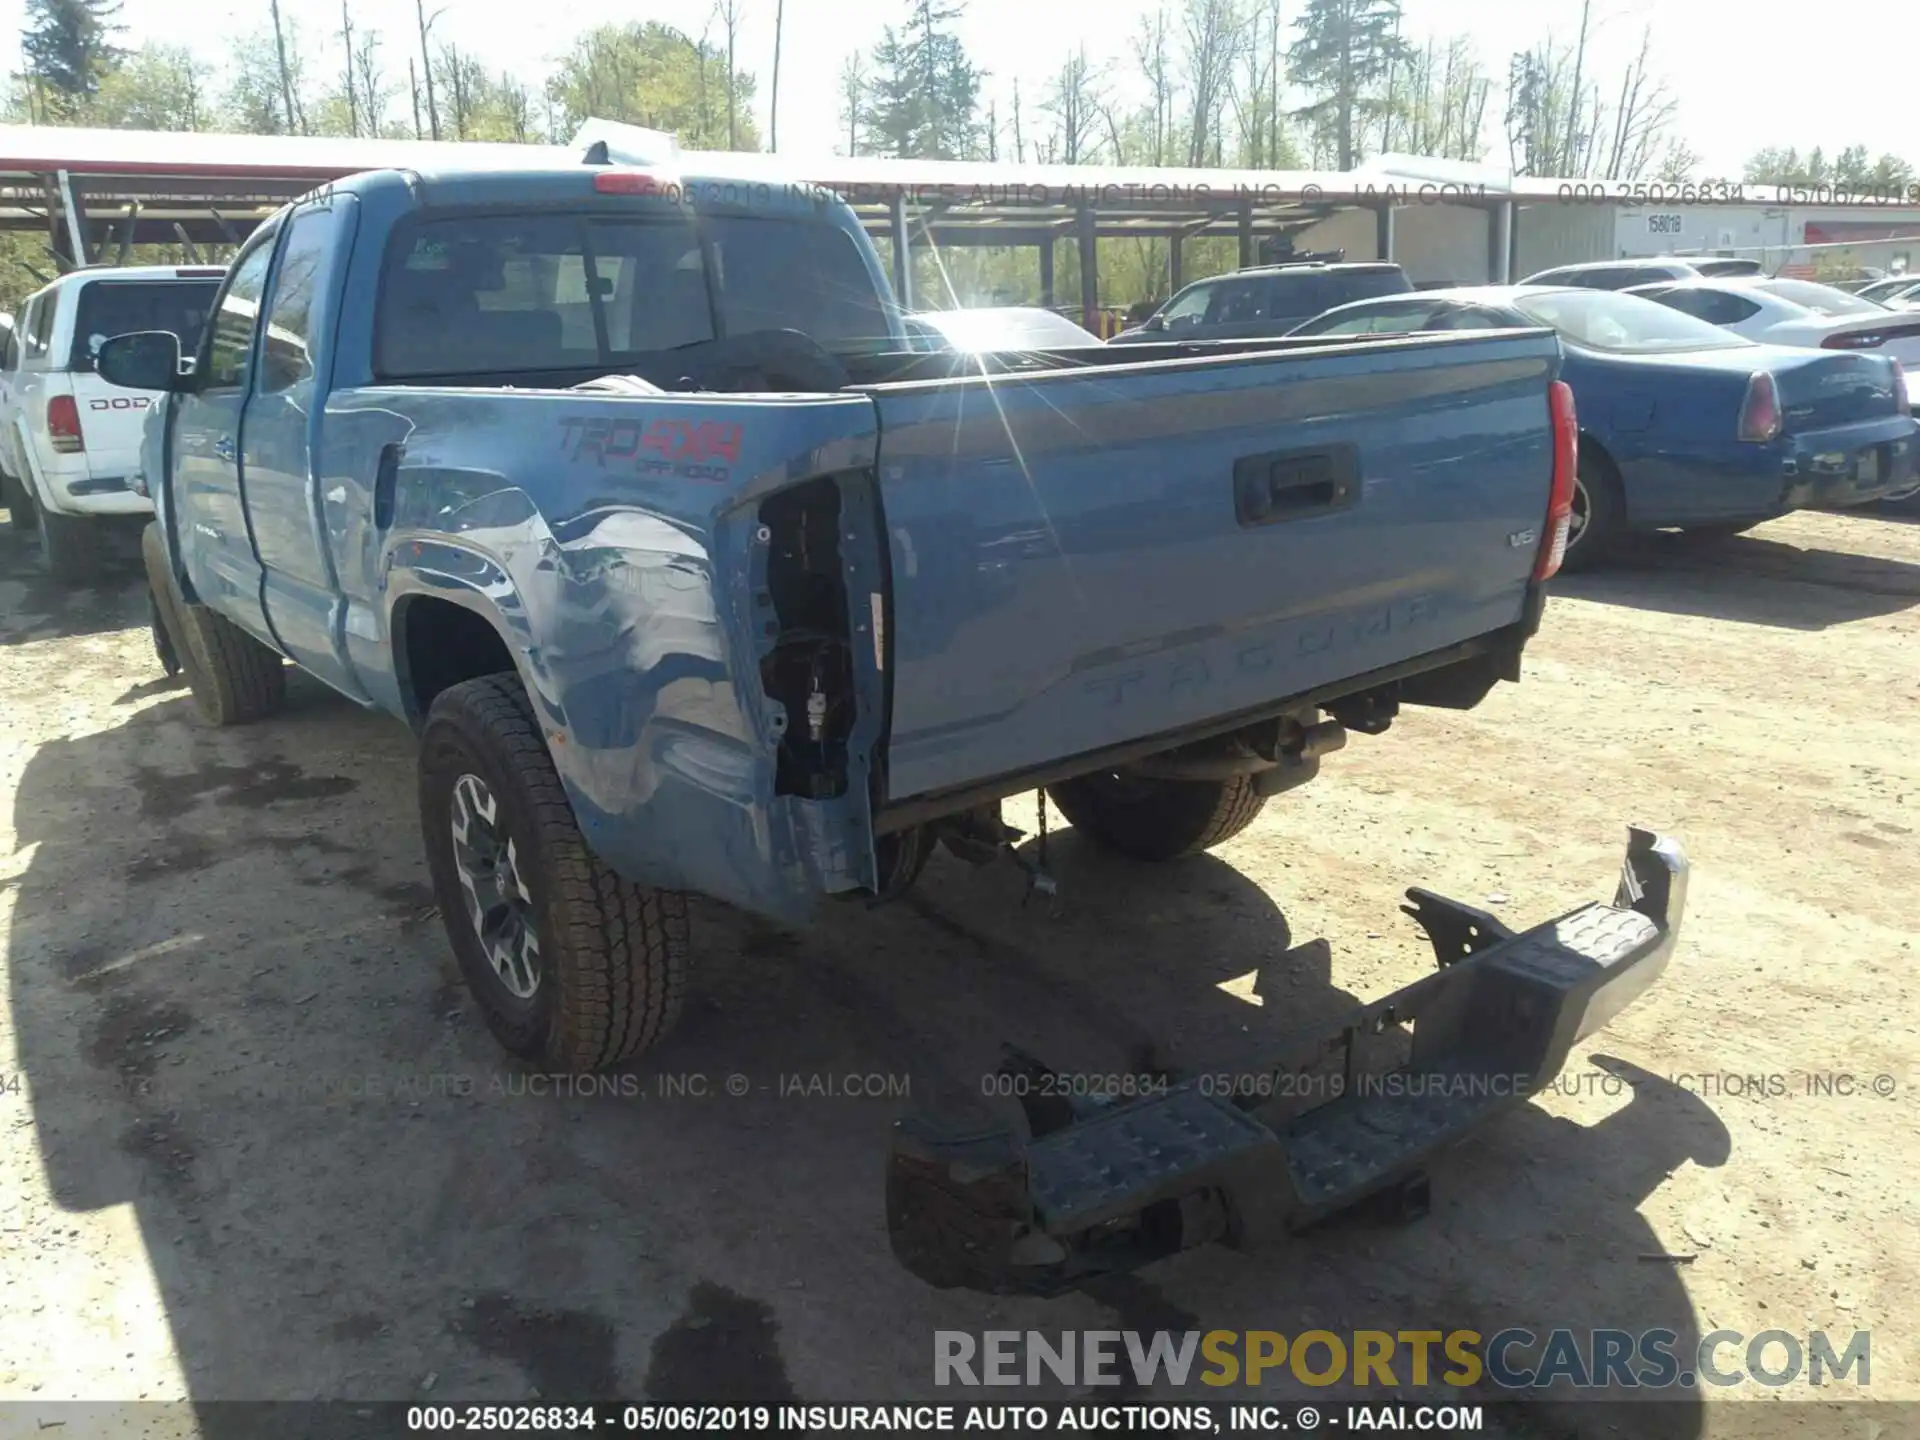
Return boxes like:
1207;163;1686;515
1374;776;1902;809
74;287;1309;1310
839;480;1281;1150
1038;236;1055;308
1238;205;1254;268
1491;200;1515;283
1376;203;1397;264
55;169;88;267
1077;205;1098;334
889;189;914;310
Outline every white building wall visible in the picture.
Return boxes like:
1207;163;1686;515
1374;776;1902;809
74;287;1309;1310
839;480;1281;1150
1391;204;1494;284
1512;204;1613;277
1290;207;1380;261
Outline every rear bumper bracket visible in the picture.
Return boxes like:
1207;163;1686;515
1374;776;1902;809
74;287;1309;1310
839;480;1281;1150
886;827;1687;1295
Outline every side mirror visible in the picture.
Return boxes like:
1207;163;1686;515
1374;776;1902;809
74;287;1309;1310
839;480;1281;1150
1145;313;1167;332
96;330;187;393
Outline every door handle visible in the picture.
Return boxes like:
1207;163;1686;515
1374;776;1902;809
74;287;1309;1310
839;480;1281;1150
214;435;236;461
1233;444;1361;527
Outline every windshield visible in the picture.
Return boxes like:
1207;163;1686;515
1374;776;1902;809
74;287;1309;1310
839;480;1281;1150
1512;289;1752;354
1754;279;1885;316
69;279;221;372
914;308;1097;351
376;212;893;378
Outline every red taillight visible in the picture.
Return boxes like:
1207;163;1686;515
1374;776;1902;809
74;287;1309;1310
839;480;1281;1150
1536;379;1578;581
47;394;83;453
1738;371;1782;443
592;169;670;195
1821;331;1882;350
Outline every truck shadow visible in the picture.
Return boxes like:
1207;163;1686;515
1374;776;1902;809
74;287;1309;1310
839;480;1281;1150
0;515;148;646
6;686;1719;1436
1556;529;1920;630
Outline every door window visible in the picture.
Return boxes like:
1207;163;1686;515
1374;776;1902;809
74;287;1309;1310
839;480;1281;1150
202;236;278;391
1158;284;1215;330
259;211;332;394
1205;280;1270;325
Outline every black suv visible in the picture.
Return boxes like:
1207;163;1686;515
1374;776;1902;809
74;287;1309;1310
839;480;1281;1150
1110;263;1413;343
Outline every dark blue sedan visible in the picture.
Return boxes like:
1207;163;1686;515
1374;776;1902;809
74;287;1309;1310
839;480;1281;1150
1288;286;1919;568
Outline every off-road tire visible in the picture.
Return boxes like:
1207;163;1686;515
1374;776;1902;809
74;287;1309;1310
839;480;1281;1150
140;522;285;724
419;673;690;1072
150;591;182;676
1046;771;1268;862
34;496;100;584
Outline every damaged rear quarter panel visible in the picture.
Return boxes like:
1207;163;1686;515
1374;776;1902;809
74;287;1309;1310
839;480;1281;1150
327;386;885;923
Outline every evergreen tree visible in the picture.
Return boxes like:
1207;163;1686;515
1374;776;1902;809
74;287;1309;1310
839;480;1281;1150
20;0;124;110
864;0;982;160
1287;0;1407;170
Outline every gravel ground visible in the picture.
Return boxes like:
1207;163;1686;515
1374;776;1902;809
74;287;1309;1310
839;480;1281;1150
1;508;1915;1439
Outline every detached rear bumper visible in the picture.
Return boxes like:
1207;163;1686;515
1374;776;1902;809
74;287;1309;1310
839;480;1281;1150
887;828;1687;1296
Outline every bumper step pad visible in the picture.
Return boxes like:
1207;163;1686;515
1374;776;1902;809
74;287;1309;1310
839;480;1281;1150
887;828;1686;1295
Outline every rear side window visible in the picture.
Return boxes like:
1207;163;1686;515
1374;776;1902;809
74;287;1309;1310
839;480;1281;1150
23;295;54;363
69;280;221;372
377;211;890;379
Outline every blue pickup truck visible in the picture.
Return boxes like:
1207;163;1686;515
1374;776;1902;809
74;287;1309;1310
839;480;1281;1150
105;152;1688;1295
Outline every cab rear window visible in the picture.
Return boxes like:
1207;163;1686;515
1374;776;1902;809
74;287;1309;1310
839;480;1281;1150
69;280;220;372
375;211;891;378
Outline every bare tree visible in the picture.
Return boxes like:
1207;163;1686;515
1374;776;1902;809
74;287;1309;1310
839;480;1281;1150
837;52;866;155
352;28;390;137
1012;74;1026;162
770;0;784;150
268;0;307;134
1228;0;1287;166
408;54;422;137
415;0;442;139
1042;45;1105;165
340;0;359;135
715;0;746;150
1133;6;1175;166
1506;22;1676;179
1561;0;1591;176
1179;0;1242;167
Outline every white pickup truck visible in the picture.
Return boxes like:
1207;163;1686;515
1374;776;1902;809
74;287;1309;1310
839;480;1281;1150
0;264;224;581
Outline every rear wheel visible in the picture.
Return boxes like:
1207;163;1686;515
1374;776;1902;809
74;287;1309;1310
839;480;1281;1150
33;496;100;584
0;470;35;531
141;522;285;724
419;673;691;1071
1046;771;1267;862
1559;450;1626;573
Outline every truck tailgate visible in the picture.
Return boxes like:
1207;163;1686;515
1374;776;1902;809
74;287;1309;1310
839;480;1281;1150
868;332;1561;801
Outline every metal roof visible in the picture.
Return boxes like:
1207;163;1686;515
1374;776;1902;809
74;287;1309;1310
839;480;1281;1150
0;124;1543;258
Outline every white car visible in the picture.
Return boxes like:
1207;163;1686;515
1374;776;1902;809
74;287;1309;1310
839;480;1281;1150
1623;276;1920;372
0;264;224;581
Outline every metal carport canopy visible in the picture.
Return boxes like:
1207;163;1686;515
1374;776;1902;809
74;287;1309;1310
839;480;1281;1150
0;124;1534;310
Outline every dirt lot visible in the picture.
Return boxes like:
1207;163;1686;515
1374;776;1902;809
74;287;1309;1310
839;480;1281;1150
1;509;1916;1437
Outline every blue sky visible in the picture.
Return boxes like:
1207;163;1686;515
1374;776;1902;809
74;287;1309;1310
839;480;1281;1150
0;0;1903;180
